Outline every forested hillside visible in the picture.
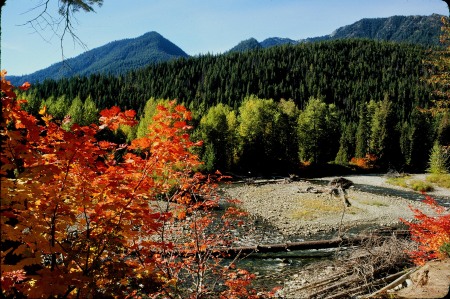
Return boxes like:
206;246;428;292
27;40;431;118
19;39;447;174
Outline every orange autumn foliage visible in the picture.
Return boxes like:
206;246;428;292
1;71;267;298
401;195;450;265
349;153;377;169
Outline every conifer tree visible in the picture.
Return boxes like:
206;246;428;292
355;102;371;158
65;96;84;128
335;123;356;165
369;95;401;168
136;98;168;138
428;142;450;174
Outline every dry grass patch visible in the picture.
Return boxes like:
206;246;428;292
291;197;359;220
359;199;389;207
426;173;450;189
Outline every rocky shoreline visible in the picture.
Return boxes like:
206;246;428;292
222;174;449;239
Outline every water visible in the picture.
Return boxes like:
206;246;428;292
213;200;341;292
233;251;333;290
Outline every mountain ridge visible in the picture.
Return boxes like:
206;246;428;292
229;14;444;52
302;14;444;44
9;14;445;85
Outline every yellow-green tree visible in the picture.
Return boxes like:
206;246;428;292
198;103;238;172
237;96;280;172
136;98;169;138
297;97;339;164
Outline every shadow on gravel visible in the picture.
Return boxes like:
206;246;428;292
354;183;450;207
309;178;450;207
353;183;427;201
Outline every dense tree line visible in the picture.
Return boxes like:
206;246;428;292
20;39;448;174
29;40;431;118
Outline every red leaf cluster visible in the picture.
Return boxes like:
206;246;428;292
401;194;450;265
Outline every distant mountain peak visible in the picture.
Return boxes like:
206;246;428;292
9;31;189;85
228;38;263;53
228;37;297;53
260;37;296;48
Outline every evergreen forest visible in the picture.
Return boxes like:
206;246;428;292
18;39;449;175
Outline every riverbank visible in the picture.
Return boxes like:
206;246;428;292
222;174;450;239
222;174;450;298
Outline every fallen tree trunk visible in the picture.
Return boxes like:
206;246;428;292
211;230;410;256
214;237;363;256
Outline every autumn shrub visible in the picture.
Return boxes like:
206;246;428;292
300;160;312;168
401;195;450;265
349;153;377;169
1;72;267;298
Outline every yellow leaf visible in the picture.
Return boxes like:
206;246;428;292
38;106;46;115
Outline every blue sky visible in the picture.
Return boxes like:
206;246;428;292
2;0;448;76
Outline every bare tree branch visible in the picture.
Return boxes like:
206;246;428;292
9;0;102;67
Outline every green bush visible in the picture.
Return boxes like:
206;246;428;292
409;180;434;192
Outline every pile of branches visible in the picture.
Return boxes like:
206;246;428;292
281;234;416;298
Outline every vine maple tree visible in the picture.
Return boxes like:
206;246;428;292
1;71;268;298
349;154;377;170
401;195;450;265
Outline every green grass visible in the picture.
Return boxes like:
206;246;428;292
426;173;450;189
360;199;389;207
386;175;434;192
386;176;410;188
